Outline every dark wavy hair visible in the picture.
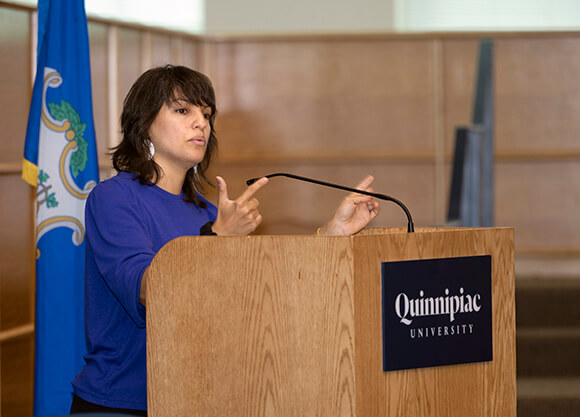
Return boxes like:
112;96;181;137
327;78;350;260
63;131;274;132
112;65;218;207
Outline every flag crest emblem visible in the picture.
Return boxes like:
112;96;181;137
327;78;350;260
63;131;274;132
35;67;96;250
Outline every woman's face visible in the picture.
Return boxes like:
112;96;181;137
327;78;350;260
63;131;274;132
148;97;212;173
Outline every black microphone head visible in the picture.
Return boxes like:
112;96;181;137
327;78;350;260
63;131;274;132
246;178;258;186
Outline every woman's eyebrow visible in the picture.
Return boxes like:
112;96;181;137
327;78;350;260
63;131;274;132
168;97;189;106
169;98;210;109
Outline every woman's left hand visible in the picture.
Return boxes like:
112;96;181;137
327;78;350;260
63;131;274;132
318;175;380;236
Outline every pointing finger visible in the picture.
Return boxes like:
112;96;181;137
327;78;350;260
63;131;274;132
353;175;374;192
216;176;230;205
238;177;269;203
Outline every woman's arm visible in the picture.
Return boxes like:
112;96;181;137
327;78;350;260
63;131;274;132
86;180;153;325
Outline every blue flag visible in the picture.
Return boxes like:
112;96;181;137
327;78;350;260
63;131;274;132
23;0;98;415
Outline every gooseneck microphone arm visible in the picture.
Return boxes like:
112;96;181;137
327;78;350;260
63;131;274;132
246;172;415;233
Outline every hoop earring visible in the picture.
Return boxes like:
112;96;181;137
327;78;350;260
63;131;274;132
148;141;155;160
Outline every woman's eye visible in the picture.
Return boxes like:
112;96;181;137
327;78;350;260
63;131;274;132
176;108;187;114
203;113;211;120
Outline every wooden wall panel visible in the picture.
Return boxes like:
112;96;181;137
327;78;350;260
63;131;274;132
0;159;34;415
117;28;143;146
118;28;142;93
206;160;437;235
88;22;110;166
1;336;34;417
442;35;580;157
181;38;203;72
495;36;580;155
0;7;30;165
0;6;35;414
441;39;479;156
496;160;580;252
0;177;33;331
210;38;437;161
151;33;172;67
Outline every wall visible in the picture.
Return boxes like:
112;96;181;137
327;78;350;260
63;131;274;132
205;0;395;34
1;1;580;414
0;3;35;416
205;33;580;257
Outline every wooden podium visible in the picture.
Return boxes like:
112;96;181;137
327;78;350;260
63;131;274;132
146;227;516;417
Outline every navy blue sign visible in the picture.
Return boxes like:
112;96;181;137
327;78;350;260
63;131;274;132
381;255;492;372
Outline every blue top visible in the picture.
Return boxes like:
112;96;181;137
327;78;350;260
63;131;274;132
72;172;217;411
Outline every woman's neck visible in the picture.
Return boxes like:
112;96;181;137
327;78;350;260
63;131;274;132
154;164;188;195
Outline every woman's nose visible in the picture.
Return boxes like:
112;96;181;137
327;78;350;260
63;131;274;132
192;107;208;129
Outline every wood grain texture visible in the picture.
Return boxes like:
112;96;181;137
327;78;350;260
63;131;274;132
0;176;34;331
353;227;516;417
495;36;580;154
0;335;34;417
87;21;110;164
210;38;436;161
441;39;479;157
0;6;30;165
147;236;357;416
147;228;515;417
204;160;438;235
495;161;580;250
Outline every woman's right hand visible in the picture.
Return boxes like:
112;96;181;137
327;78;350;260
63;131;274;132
211;176;269;236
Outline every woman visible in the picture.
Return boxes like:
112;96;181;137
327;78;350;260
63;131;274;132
71;65;380;415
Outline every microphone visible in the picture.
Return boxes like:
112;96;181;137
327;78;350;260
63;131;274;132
246;173;415;233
